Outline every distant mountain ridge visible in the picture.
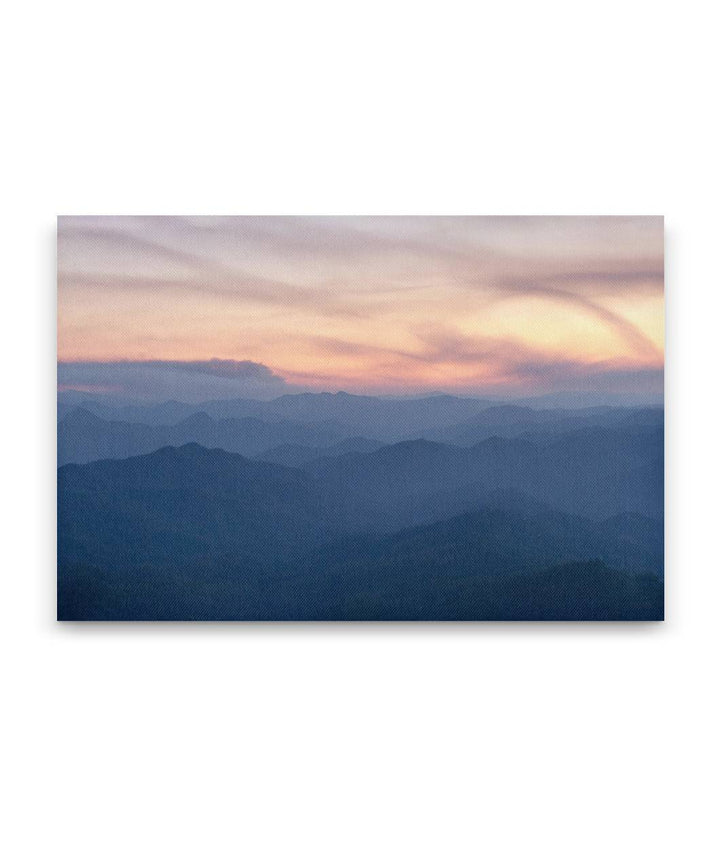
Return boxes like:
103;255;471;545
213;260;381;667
58;407;353;465
58;391;497;431
58;395;664;468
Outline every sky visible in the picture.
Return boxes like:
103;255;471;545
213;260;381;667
57;216;664;402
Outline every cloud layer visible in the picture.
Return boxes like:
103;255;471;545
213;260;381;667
58;360;295;403
58;216;664;400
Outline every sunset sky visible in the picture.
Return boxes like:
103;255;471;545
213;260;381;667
57;216;664;402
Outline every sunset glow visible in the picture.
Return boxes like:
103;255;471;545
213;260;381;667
58;216;664;400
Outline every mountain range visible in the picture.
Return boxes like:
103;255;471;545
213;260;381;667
58;411;664;620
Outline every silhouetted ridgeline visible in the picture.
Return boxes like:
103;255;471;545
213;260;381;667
58;393;664;465
57;394;664;620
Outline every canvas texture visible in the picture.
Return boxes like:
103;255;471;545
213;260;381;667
57;216;664;620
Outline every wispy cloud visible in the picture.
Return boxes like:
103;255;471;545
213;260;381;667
482;282;662;361
58;216;664;399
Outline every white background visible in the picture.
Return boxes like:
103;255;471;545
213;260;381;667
2;2;718;854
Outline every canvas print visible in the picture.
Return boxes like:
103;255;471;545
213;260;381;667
57;216;664;620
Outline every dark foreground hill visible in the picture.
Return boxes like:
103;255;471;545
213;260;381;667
58;444;323;568
58;444;663;620
263;560;662;621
